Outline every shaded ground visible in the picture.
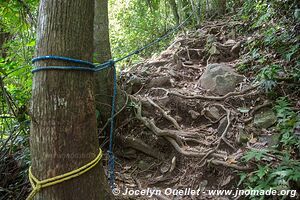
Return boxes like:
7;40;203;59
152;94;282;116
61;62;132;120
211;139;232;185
105;17;282;200
1;16;299;200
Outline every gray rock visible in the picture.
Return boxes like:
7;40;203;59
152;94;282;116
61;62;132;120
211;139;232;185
122;148;137;159
199;63;244;95
138;160;149;170
217;117;228;135
188;110;201;119
259;133;281;147
206;34;217;43
209;44;220;55
254;110;277;129
204;106;221;121
147;76;171;88
236;126;250;145
160;162;170;174
231;41;242;55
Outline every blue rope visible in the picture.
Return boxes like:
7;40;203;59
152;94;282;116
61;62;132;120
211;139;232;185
30;11;194;188
31;66;95;73
108;64;117;187
32;56;94;67
32;56;117;188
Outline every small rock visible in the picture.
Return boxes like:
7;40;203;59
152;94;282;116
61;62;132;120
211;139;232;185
259;133;281;147
126;75;143;94
236;127;249;144
198;180;208;192
199;63;244;95
214;73;241;95
169;156;176;172
209;44;220;55
138;160;149;171
168;69;177;77
147;76;171;88
174;115;183;123
160;162;170;174
206;34;217;43
254;110;277;129
188;110;200;119
231;41;242;56
123;148;137;159
217;117;228;135
184;60;194;65
225;39;236;45
204;106;221;121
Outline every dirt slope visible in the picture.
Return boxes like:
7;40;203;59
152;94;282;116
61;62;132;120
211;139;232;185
110;17;274;200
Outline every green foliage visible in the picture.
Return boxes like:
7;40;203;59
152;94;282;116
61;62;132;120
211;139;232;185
109;0;173;60
239;98;300;199
0;0;37;108
275;98;299;148
238;0;300;94
108;0;208;65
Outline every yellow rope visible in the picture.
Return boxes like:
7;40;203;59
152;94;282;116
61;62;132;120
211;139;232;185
26;148;103;200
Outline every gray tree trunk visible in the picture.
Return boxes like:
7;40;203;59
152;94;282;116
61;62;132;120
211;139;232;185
93;0;125;127
0;28;10;58
30;0;106;199
168;0;180;25
94;0;114;122
217;0;226;15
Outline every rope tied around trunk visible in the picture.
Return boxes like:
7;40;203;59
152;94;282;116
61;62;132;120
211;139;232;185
26;148;103;200
29;11;194;197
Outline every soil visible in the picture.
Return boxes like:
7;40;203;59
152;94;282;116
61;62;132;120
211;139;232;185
104;17;275;200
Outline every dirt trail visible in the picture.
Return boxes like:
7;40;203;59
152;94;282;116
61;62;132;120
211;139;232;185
111;18;272;200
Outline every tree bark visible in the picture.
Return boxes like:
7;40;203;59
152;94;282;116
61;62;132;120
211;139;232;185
218;0;227;15
212;0;226;15
168;0;180;25
93;0;125;127
94;0;114;123
0;28;10;58
30;0;106;199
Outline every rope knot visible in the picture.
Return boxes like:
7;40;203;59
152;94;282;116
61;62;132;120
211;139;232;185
27;149;103;200
108;59;115;67
35;183;42;192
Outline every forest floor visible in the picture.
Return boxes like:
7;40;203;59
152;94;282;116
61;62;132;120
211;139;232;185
108;16;291;200
2;14;299;200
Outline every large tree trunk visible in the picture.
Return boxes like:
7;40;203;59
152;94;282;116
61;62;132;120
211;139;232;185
211;0;226;15
94;0;114;122
0;28;10;58
217;0;227;15
94;0;125;128
30;0;106;199
94;0;111;63
168;0;180;25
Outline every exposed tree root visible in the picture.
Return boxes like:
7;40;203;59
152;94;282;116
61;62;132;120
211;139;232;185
168;84;259;101
243;100;273;123
146;97;181;130
133;98;247;167
116;134;162;159
208;159;251;171
131;95;252;172
197;103;232;165
166;136;227;159
134;177;172;200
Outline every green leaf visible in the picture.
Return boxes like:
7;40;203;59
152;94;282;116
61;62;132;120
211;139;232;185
243;149;268;161
237;107;250;113
26;40;36;47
